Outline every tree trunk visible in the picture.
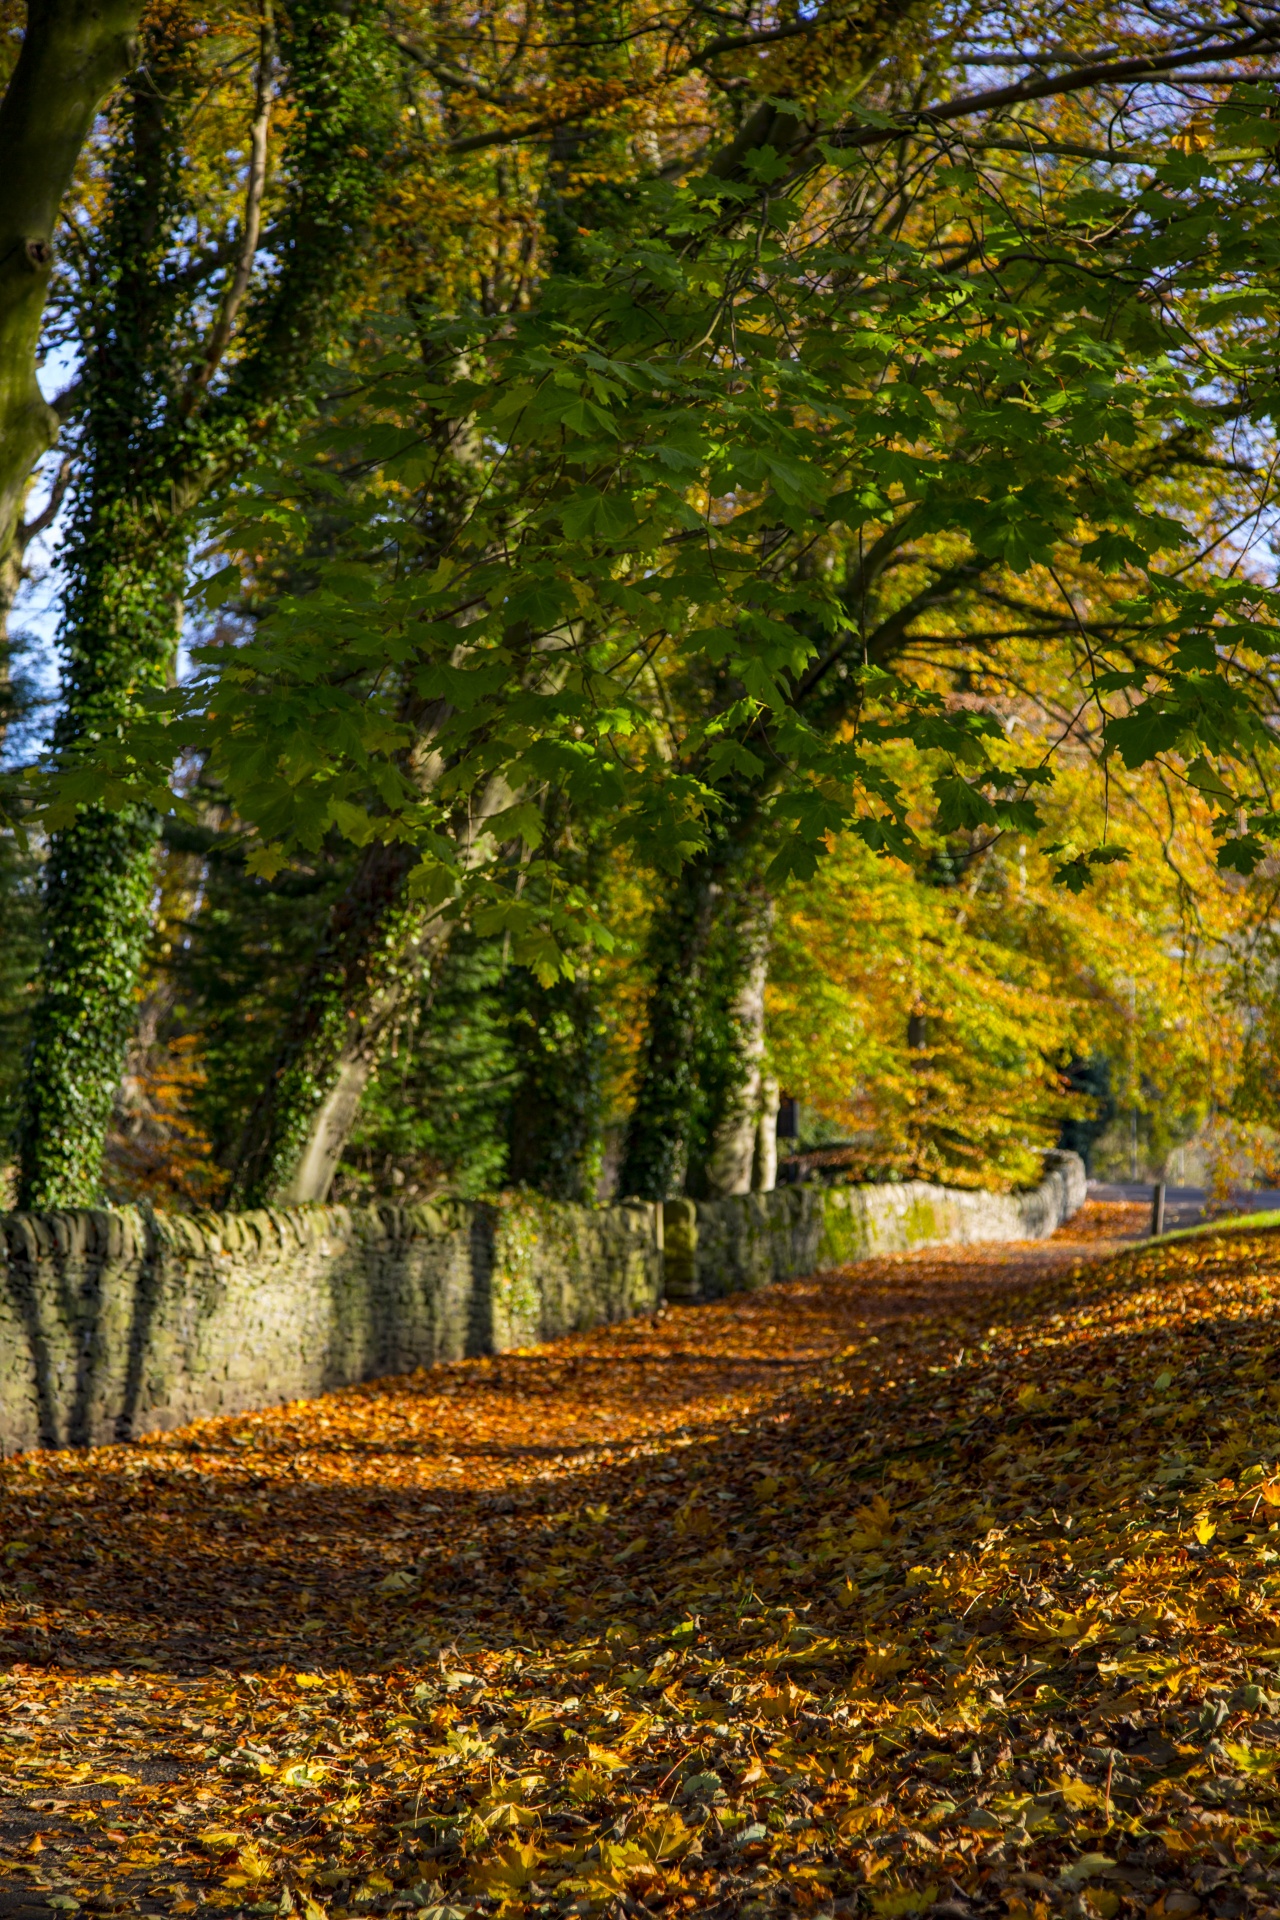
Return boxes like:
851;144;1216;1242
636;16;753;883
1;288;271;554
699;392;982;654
227;839;444;1207
15;9;205;1210
616;855;720;1200
753;1074;779;1193
228;777;512;1207
701;890;775;1198
0;0;144;566
15;495;187;1208
15;0;395;1206
619;867;781;1204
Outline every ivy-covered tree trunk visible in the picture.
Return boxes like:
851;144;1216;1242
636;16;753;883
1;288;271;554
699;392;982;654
16;15;198;1209
16;0;394;1207
616;858;717;1201
617;770;775;1203
227;773;513;1206
227;840;445;1207
618;865;781;1203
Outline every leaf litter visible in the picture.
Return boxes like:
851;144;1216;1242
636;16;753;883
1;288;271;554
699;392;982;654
4;1202;1280;1920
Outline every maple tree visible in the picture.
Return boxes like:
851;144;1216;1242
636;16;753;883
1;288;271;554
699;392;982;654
768;763;1261;1192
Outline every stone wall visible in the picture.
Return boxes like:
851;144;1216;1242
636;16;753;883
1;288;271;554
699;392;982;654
662;1150;1088;1301
0;1196;662;1454
0;1152;1085;1453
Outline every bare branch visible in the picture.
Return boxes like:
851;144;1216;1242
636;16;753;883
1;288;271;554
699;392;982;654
187;0;275;404
825;23;1280;155
17;448;72;542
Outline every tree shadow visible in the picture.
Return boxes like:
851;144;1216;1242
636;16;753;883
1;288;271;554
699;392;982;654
0;1225;1272;1678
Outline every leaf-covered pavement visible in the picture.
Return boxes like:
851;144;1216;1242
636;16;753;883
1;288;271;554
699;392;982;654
5;1202;1280;1920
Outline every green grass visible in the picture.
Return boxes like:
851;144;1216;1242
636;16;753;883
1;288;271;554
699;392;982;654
1150;1206;1280;1246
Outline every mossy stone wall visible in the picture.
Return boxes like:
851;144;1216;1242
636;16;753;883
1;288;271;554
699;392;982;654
0;1198;662;1453
663;1150;1087;1302
0;1153;1085;1453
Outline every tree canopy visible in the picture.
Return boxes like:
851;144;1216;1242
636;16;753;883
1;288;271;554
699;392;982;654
2;0;1280;1204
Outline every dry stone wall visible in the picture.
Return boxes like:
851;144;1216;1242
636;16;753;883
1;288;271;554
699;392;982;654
0;1152;1085;1453
0;1197;662;1454
661;1150;1088;1301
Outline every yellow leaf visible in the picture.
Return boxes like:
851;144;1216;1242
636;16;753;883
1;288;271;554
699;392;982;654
1172;116;1211;154
673;1500;712;1538
633;1809;693;1863
376;1568;418;1595
469;1841;541;1897
1193;1516;1217;1546
483;1803;530;1833
1224;1743;1275;1776
478;1786;539;1827
196;1829;241;1854
278;1761;329;1787
840;1803;892;1836
853;1494;894;1537
224;1843;271;1887
1055;1776;1106;1810
870;1882;938;1916
853;1644;910;1688
755;1677;812;1720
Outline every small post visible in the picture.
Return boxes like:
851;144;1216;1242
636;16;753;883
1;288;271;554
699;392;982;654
654;1199;665;1307
1150;1180;1167;1238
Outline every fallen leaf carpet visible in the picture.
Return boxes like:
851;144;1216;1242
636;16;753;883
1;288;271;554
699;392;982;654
2;1202;1280;1920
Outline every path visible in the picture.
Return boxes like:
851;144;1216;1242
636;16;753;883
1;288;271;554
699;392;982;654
1;1199;1278;1920
1088;1183;1280;1233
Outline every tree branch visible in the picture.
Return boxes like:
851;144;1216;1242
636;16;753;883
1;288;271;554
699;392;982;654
187;0;275;404
17;447;72;542
825;23;1280;155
